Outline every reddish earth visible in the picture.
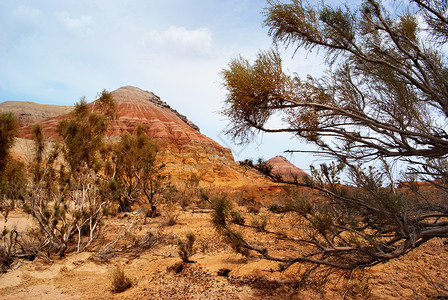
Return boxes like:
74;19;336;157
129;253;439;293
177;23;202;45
265;155;308;182
11;86;267;188
1;204;447;300
18;86;225;150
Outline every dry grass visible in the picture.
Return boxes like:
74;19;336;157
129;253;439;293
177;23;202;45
111;265;132;293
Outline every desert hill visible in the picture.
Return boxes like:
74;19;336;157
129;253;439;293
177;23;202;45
266;155;308;182
18;86;217;146
0;101;72;127
1;89;448;300
13;86;266;187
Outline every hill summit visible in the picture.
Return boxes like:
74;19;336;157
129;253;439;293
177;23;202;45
266;155;308;181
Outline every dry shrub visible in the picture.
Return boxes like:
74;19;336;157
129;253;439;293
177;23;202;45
164;201;180;226
111;265;132;293
138;229;159;250
0;228;37;272
0;245;10;273
234;187;262;214
176;232;196;263
0;228;15;272
176;173;202;210
344;272;372;299
230;210;245;225
251;214;268;231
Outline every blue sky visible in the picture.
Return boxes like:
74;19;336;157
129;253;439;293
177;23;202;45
0;0;329;171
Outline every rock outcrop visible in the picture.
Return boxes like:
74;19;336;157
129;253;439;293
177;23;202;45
265;155;308;182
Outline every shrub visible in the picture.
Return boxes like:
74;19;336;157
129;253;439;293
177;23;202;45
251;214;268;231
164;201;180;226
111;265;132;293
176;232;196;263
230;210;245;225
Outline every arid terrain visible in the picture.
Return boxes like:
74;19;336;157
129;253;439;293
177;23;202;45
1;199;447;300
1;86;447;299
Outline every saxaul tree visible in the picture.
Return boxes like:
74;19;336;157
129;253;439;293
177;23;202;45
29;90;116;257
107;125;166;217
0;113;23;220
0;113;27;271
217;0;448;272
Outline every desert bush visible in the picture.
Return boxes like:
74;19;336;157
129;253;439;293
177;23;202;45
164;201;180;226
250;214;268;232
234;187;262;214
218;0;448;274
25;92;115;258
0;112;18;174
0;113;33;271
176;232;196;263
344;272;372;300
96;219;139;260
106;125;167;217
0;229;16;272
176;172;203;210
111;265;133;293
230;210;245;225
210;195;251;257
0;113;25;229
267;202;284;214
138;229;160;250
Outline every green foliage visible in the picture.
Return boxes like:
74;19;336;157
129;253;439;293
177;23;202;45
0;113;25;226
240;158;280;181
57;91;115;176
0;112;18;174
230;210;245;225
31;125;45;182
311;206;333;235
57;110;106;174
25;91;116;258
209;195;252;257
108;126;166;214
268;202;283;213
0;159;26;202
211;194;232;229
251;214;268;231
222;230;250;258
95;89;117;120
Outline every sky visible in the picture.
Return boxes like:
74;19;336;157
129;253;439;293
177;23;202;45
0;0;333;172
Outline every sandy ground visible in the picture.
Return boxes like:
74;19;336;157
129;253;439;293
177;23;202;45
1;206;447;300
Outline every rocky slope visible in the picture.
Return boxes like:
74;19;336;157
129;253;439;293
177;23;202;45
15;86;265;187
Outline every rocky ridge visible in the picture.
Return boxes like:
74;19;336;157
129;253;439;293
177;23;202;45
0;101;72;127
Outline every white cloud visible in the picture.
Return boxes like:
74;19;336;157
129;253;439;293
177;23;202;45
0;1;318;168
144;26;213;57
56;12;94;37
